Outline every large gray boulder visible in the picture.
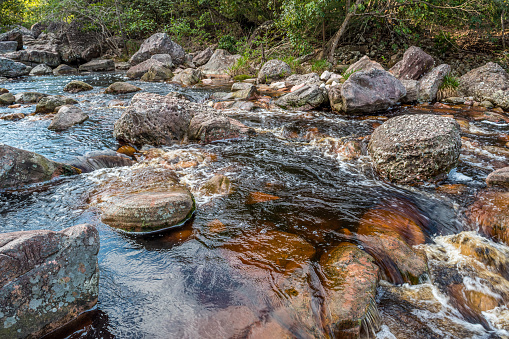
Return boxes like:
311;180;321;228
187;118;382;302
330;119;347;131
0;29;23;50
150;53;173;68
129;32;185;66
193;47;214;67
29;64;53;76
78;58;115;72
0;144;79;189
345;55;384;74
126;58;164;79
368;114;461;184
3;32;61;67
418;64;451;102
275;84;328;110
390;46;434;80
48;105;89;131
338;69;406;113
0;224;99;338
14;92;48;104
172;68;202;86
0;56;30;77
257;59;292;84
0;41;18;54
459;62;509;109
113;92;252;147
199;49;241;75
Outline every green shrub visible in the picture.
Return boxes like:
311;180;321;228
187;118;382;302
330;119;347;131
228;55;252;77
311;59;330;73
233;74;253;81
439;75;460;90
218;35;238;54
342;68;359;80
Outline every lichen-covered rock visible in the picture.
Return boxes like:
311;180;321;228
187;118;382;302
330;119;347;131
199;49;241;75
140;64;173;82
320;242;380;338
192;47;214;67
126;58;164;79
345;55;384;74
257;59;292;84
104;82;141;94
129;32;185;66
35;95;78;113
0;56;30;77
340;69;406;113
14;92;48;104
78;58;115;72
53;64;78;76
0;41;18;54
0;93;15;105
284;72;321;87
63;80;93;93
0;224;99;339
171;68;201;85
230;82;258;100
113;92;252;147
459;62;509;110
0;28;23;50
0;144;79;189
150;53;173;68
418;64;451;102
29;64;53;76
48;105;89;131
275;84;328;110
368;114;461;183
389;46;434;80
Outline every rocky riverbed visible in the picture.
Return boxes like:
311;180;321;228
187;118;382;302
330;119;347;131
0;31;509;339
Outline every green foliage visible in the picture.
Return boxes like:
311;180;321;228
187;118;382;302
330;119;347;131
282;56;306;74
342;68;359;80
434;31;457;54
233;74;253;81
228;54;252;77
311;59;330;73
218;35;238;54
439;75;460;90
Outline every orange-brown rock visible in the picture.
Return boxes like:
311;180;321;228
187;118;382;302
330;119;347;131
117;145;137;158
8;104;20;108
320;242;380;338
1;112;24;121
207;219;226;233
436;184;468;195
201;174;232;195
246;192;280;205
467;191;509;245
486;167;509;188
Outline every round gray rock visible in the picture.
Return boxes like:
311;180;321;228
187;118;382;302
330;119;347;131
257;59;291;84
368;114;461;184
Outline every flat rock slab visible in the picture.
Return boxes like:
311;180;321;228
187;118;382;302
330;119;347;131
0;224;99;338
78;58;115;72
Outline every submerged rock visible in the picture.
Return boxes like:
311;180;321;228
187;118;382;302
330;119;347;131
14;91;48;104
389;46;434;80
201;174;233;195
0;224;99;339
467;190;509;245
368;114;461;184
129;32;185;66
257;59;292;84
0;144;79;189
48;105;89;131
104;82;141;94
63;80;94;93
35;95;78;113
69;151;135;173
320;242;380;338
101;187;195;232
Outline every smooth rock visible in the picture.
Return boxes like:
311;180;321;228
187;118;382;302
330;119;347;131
48;105;89;131
104;82;141;94
0;224;99;339
63;80;93;93
257;59;292;84
78;58;115;72
126;58;164;79
345;55;384;74
199;49;241;75
35;95;78;113
0;144;79;189
53;64;78;76
129;32;185;66
69;151;135;173
29;63;53;75
390;46;434;80
0;93;15;105
486;167;509;187
467;191;509;245
368;114;461;183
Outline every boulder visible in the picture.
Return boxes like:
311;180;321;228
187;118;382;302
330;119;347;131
257;59;292;84
368;114;461;183
63;80;93;93
0;29;23;50
199;49;241;75
339;69;406;113
171;68;202;86
345;55;384;74
418;64;451;102
459;62;509;110
104;82;141;94
35;95;78;113
0;224;99;339
400;79;420;103
0;144;79;189
284;73;321;87
320;242;380;337
192;47;214;67
150;53;173;68
58;20;105;64
467;191;509;245
113;92;251;147
126;58;164;79
140;64;173;82
328;84;343;112
69;151;135;173
53;64;78;76
14;92;48;104
275;84;328;110
129;32;185;66
48;105;89;131
230;82;258;100
0;41;18;54
78;58;115;72
3;31;61;67
0;93;15;105
486;167;509;187
29;64;53;76
101;187;195;232
389;46;434;80
0;56;29;77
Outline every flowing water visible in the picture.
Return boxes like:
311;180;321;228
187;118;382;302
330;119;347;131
0;72;508;338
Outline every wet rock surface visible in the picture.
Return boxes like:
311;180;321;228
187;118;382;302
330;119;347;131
275;84;328;110
48;105;89;131
63;80;93;93
369;114;461;184
0;56;30;77
35;95;78;113
104;81;141;94
0;224;99;339
467;190;509;245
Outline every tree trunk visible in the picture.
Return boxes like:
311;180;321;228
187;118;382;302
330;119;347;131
502;8;506;50
326;0;365;64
